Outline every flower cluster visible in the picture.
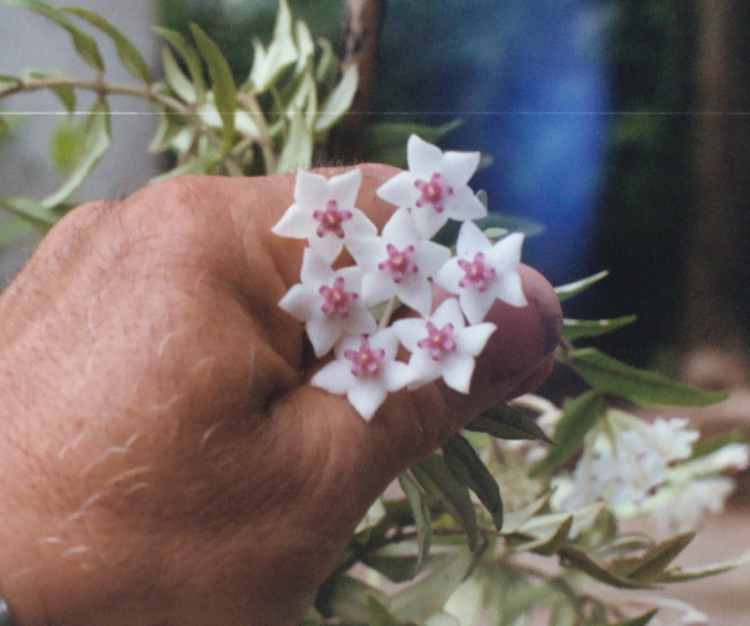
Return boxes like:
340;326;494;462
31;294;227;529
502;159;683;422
272;135;528;420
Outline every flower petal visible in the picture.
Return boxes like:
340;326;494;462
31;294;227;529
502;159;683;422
415;240;451;278
347;235;386;272
306;317;342;357
271;204;315;239
396;275;433;317
311;360;356;394
431;298;465;329
412;204;449;239
370;327;400;361
300;248;335;287
377;171;419;208
383;361;414;392
348;380;387;421
382;208;420;246
335;334;362;360
294;169;329;211
407;351;442;388
456;323;497;357
337;266;363;292
344;208;378;239
435;258;465;294
393;318;427;353
442;150;480;188
278;284;317;321
327;168;362;209
442;354;476;393
309;231;344;263
362;271;397;306
495;272;527;307
459;288;496;325
407;134;443;178
488;233;524;272
456;221;492;258
444;186;487;222
344;305;377;336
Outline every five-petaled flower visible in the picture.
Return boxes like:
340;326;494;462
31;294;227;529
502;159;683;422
393;298;496;393
278;249;376;357
272;168;377;262
347;208;450;317
436;221;527;324
376;135;487;238
311;328;413;420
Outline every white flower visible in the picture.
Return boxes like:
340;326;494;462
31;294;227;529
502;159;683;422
278;249;376;357
311;328;413;421
348;208;451;317
652;477;735;532
376;135;487;238
436;222;527;324
392;298;496;394
272;168;377;263
643;417;700;462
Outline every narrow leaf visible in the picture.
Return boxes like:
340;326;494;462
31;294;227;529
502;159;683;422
558;546;653;589
362;542;424;584
7;0;103;70
315;64;358;132
511;516;573;556
315;36;337;86
0;197;57;228
563;315;637;341
63;7;150;82
190;23;236;153
362;119;462;166
613;610;659;626
148;110;180;154
443;435;504;530
531;391;606;477
153;26;205;100
161;44;196;103
398;471;432;575
411;453;479;552
466;403;551;443
324;576;390;624
295;19;315;73
277;111;313;173
625;532;695;582
39;98;110;210
656;549;750;583
570;348;728;407
555;270;609;302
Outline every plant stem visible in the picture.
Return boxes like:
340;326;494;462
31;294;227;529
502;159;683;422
237;91;277;173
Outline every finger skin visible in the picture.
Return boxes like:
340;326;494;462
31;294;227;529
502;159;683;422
0;167;560;626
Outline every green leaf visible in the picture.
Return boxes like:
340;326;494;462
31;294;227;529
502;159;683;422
315;64;358;132
366;597;401;626
570;348;728;407
363;542;425;584
612;609;659;626
161;44;196;103
558;546;653;590
398;471;432;575
190;23;236;153
27;72;76;113
656;549;750;583
443;434;504;530
50;117;88;174
249;0;297;92
511;516;573;556
325;576;390;624
554;270;609;303
63;7;150;82
501;494;551;534
148;110;181;154
150;153;219;183
466;403;552;443
39;98;110;210
530;391;606;477
624;532;695;582
277;111;313;173
389;550;474;623
362;119;462;166
315;36;337;86
0;197;57;228
153;26;205;100
6;0;103;70
295;19;315;73
563;315;637;341
474;213;545;237
411;453;480;552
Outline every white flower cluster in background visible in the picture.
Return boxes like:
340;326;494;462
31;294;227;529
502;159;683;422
272;135;528;420
552;409;750;532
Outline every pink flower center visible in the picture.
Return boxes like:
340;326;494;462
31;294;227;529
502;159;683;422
415;173;454;213
345;338;385;378
378;243;419;284
319;276;358;318
312;199;352;238
417;321;457;361
458;252;496;292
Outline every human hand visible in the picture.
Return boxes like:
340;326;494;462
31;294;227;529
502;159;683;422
0;165;561;626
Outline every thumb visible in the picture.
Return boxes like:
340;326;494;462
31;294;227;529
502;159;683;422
271;262;561;520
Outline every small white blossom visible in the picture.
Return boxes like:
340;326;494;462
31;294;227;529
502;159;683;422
376;135;487;238
436;222;527;324
644;417;700;462
311;328;413;421
348;208;451;317
393;298;496;394
272;168;377;263
652;477;735;532
278;249;376;357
